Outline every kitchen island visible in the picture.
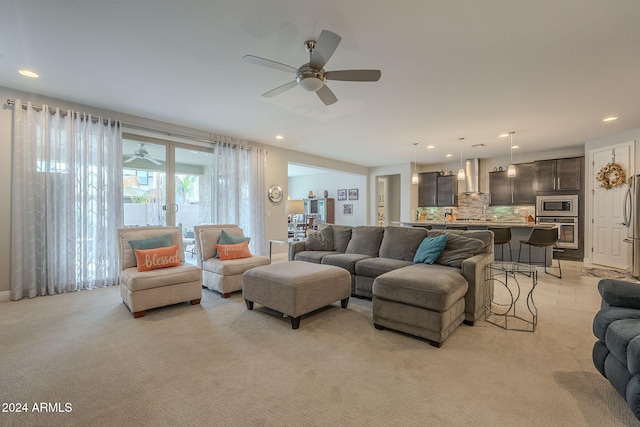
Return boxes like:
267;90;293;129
396;221;555;266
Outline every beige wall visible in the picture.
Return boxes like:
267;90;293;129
0;86;370;296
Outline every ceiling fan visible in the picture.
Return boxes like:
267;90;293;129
243;30;381;105
124;143;162;165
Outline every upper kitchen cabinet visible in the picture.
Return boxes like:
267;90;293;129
418;172;438;207
489;163;536;205
536;157;583;192
417;172;458;207
437;175;458;207
512;163;536;204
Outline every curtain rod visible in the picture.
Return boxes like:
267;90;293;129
6;99;120;126
7;99;265;152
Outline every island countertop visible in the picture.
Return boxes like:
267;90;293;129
395;221;553;228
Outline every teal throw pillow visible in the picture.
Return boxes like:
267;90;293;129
218;229;250;245
413;234;448;264
129;234;172;251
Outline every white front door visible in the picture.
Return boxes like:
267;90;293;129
591;143;632;268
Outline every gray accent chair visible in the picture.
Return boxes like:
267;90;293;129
117;226;202;318
194;224;270;297
592;279;640;421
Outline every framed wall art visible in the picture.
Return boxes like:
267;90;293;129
343;204;353;215
348;188;359;200
337;189;347;201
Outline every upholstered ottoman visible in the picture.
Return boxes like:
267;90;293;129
372;264;468;347
242;261;351;329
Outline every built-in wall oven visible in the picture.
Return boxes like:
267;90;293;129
536;195;579;249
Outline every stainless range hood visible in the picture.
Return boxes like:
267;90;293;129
463;159;483;194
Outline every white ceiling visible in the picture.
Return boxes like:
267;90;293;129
2;1;640;167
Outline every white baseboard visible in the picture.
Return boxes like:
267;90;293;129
0;290;11;302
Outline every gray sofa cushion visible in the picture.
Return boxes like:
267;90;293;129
294;250;340;264
428;229;493;254
434;233;485;268
305;226;334;251
331;225;353;253
379;226;429;261
322;253;372;274
355;257;412;278
346;226;384;257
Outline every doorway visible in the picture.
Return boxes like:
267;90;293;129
377;174;401;226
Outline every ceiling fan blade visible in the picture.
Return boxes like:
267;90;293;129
124;156;137;163
262;80;298;98
242;55;297;73
316;84;338;105
310;30;341;70
325;69;382;82
147;157;162;166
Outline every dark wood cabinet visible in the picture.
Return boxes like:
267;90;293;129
512;163;536;204
536;157;582;192
418;172;438;207
489;171;512;205
489;163;536;206
437;175;458;206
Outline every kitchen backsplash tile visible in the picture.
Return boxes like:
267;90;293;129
417;193;534;222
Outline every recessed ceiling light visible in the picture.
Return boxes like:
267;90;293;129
275;135;284;140
445;154;453;157
499;133;510;138
603;116;618;122
426;145;434;149
512;145;519;149
19;69;39;78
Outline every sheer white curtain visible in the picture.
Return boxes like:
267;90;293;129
210;138;266;255
10;100;123;300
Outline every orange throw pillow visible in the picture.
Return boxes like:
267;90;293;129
134;244;181;272
216;241;252;260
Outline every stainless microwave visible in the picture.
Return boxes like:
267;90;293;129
536;195;578;217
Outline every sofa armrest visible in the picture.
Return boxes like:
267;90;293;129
288;241;307;261
598;279;640;310
460;252;494;322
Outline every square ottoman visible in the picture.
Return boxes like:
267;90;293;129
242;261;351;329
372;265;468;347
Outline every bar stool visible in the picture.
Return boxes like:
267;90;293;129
446;225;468;230
489;226;512;261
517;227;562;278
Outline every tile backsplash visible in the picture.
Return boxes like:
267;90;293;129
416;193;534;222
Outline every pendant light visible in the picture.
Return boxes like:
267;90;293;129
457;137;466;180
507;131;516;177
411;142;419;185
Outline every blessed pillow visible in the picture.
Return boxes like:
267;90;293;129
129;234;172;251
216;241;252;260
435;234;485;268
134;244;181;272
413;234;448;264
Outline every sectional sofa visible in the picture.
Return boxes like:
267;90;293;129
288;224;494;326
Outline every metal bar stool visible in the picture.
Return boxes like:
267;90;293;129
489;226;512;261
517;227;562;278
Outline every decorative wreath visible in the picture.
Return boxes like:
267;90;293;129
596;162;627;190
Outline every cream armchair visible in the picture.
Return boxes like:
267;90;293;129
194;224;270;297
118;226;203;318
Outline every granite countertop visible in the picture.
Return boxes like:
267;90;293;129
397;221;551;228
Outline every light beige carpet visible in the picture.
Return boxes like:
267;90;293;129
0;285;637;426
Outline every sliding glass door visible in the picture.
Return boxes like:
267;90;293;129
122;137;213;232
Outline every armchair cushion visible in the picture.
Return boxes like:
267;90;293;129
198;226;245;260
120;263;202;292
134;244;181;272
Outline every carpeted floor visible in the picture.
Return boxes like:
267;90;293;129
0;281;638;426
